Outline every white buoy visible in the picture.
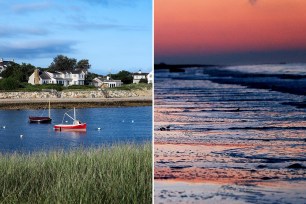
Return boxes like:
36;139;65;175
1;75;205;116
97;127;101;131
131;120;134;123
20;134;23;138
2;126;5;129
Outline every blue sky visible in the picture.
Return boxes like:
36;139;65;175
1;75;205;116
0;0;152;75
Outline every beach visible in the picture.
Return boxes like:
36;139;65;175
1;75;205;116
154;64;306;203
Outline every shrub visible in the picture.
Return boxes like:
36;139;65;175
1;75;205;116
18;83;63;92
0;77;20;90
111;83;152;90
65;85;96;90
139;78;148;83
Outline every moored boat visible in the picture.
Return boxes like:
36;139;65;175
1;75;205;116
54;108;86;131
29;116;52;123
29;101;52;123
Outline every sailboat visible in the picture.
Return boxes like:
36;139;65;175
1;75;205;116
54;108;86;131
29;101;52;123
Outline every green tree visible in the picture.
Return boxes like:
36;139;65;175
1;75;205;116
0;62;23;81
77;59;91;70
0;77;20;90
1;62;36;82
48;55;77;72
20;63;36;82
110;70;133;84
85;72;99;85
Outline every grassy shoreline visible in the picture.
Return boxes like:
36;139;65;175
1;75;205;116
0;143;152;203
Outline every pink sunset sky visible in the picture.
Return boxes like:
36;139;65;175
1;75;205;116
155;0;306;65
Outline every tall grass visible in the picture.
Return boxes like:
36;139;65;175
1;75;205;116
0;143;152;203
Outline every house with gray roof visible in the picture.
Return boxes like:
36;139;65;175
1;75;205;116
92;76;122;88
28;69;87;87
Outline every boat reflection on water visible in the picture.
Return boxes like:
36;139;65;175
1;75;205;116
54;128;87;133
54;128;87;138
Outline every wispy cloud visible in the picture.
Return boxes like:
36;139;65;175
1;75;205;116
0;26;49;38
79;0;140;7
249;0;258;5
53;16;146;32
11;1;53;13
0;40;77;59
69;22;145;31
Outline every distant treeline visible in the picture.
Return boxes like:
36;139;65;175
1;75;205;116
0;55;137;90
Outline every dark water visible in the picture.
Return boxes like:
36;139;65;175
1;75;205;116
154;64;306;203
0;106;152;153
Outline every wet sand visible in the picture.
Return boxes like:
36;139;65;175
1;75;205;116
0;97;152;109
154;66;306;203
155;179;306;203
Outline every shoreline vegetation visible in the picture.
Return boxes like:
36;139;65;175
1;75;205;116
0;143;152;203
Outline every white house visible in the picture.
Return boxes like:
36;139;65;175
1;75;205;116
133;70;149;84
92;76;122;88
28;69;87;87
0;58;14;74
147;71;153;84
133;70;153;84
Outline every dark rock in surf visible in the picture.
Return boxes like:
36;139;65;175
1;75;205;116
169;68;185;73
257;165;267;169
261;176;279;180
286;163;306;169
166;125;170;130
160;126;170;131
261;177;272;180
170;165;193;169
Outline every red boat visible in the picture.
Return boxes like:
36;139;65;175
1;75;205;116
54;108;86;131
29;101;52;123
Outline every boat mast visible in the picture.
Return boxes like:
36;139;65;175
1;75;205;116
48;100;51;118
74;107;76;121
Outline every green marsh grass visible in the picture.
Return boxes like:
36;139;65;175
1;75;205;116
0;143;152;203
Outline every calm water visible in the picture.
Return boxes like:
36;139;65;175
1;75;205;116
0;106;152;153
155;64;306;203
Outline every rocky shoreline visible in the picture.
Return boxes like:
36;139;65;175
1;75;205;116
0;88;151;99
0;89;152;109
